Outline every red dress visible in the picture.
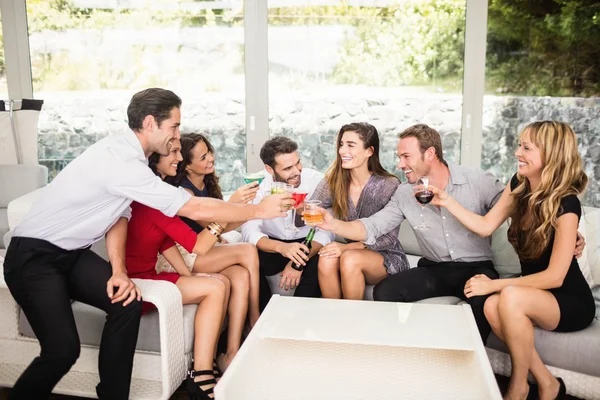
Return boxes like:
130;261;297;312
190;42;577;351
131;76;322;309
126;202;197;312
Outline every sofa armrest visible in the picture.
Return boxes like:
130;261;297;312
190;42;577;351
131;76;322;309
7;188;44;230
131;278;188;397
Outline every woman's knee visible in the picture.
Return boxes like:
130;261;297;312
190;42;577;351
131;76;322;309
498;285;526;313
318;257;340;275
205;276;228;301
230;267;251;293
237;243;259;263
483;294;501;323
339;251;362;277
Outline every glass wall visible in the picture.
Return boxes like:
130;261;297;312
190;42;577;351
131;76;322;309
267;0;467;179
0;10;8;99
481;1;600;206
27;0;246;191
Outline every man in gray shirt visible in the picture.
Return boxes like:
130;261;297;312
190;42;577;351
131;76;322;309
317;124;582;344
4;88;292;400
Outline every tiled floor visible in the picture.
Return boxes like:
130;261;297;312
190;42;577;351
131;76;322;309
0;376;585;399
0;387;189;400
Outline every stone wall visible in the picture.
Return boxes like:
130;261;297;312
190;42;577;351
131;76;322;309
36;91;600;206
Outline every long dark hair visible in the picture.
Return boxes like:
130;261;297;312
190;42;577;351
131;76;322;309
168;133;223;199
148;152;161;177
325;122;398;219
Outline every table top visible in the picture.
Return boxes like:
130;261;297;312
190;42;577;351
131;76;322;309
216;295;502;400
259;296;478;351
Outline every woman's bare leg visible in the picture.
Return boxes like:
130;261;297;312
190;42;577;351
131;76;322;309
193;243;260;326
485;293;562;400
176;275;227;398
495;286;561;400
212;265;249;371
317;256;342;299
339;249;388;300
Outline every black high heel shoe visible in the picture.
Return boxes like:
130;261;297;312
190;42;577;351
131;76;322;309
185;369;216;400
555;377;566;400
213;358;222;380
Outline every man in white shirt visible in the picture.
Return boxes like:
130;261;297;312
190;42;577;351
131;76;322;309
4;88;291;400
242;137;334;311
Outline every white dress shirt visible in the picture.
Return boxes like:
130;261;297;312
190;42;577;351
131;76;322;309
241;167;334;247
13;130;192;250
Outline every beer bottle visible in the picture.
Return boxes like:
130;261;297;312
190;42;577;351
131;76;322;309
292;227;316;271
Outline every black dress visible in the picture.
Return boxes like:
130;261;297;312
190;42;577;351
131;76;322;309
510;174;595;332
179;177;209;234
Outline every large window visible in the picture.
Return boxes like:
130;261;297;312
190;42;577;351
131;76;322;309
0;10;7;99
27;0;246;191
267;1;467;179
481;1;600;206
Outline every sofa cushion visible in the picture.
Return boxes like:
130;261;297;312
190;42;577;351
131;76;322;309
0;165;48;208
490;222;521;278
578;206;600;288
398;220;421;256
0;209;8;249
19;301;198;353
487;317;600;378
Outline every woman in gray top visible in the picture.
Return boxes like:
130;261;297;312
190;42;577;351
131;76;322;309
311;122;409;300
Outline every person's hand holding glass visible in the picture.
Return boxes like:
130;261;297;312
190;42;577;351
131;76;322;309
413;176;434;231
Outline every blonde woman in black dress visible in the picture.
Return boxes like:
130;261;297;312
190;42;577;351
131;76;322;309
427;121;595;400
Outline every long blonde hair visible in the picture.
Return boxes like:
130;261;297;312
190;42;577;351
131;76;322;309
325;122;398;219
508;121;587;260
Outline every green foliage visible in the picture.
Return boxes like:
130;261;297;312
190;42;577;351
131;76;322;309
330;1;465;88
486;0;600;96
20;0;600;96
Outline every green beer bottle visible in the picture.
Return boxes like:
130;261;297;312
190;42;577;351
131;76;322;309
292;227;316;271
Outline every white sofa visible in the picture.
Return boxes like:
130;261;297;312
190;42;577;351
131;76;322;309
0;189;196;400
266;209;600;400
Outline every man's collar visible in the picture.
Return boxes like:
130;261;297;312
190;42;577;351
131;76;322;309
125;130;148;163
447;162;467;185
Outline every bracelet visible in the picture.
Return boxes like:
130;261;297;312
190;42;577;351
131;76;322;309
206;225;221;238
207;222;224;237
209;222;224;234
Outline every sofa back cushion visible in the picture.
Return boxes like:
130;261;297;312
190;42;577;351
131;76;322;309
0;165;48;207
490;221;521;278
578;206;600;288
398;220;421;256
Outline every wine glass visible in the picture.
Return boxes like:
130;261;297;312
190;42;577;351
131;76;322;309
413;176;433;231
283;184;297;231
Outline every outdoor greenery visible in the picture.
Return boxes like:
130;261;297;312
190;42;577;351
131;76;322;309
6;0;598;96
486;0;600;96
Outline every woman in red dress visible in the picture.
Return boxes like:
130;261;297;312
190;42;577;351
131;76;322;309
126;139;240;400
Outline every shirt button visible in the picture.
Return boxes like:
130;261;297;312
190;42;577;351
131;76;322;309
442;216;446;220
446;233;449;237
450;250;454;254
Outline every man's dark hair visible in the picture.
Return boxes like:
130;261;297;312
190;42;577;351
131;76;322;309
259;136;298;168
127;88;182;132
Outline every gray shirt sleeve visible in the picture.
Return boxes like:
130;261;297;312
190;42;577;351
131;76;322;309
358;187;406;245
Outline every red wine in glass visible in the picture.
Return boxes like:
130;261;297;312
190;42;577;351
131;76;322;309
415;190;434;205
291;192;308;207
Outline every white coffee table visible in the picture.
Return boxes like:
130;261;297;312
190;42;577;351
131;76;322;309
215;295;502;400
